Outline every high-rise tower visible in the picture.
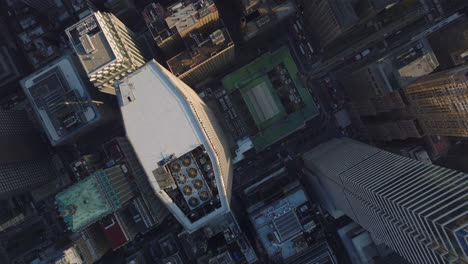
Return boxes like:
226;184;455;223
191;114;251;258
303;138;467;264
116;60;232;232
66;11;146;95
404;65;468;137
0;110;55;197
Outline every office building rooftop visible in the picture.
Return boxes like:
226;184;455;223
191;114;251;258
66;14;116;75
221;47;319;150
167;27;233;77
143;0;217;45
21;54;102;146
393;38;439;87
116;60;231;232
247;183;333;263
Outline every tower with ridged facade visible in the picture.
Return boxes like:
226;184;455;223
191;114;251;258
404;65;468;137
66;11;146;95
303;138;467;264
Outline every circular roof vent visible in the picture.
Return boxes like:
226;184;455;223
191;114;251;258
193;179;203;189
188;168;198;178
183;185;193;196
189;197;199;207
182;156;192;166
199;191;209;201
171;162;181;173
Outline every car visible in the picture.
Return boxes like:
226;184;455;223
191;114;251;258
361;49;370;57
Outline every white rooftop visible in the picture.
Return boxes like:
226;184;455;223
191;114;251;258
116;60;228;232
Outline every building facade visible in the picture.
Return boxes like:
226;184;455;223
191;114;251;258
66;11;146;95
404;65;468;137
117;60;232;232
303;138;468;264
167;27;235;86
300;0;358;48
342;37;438;104
142;1;220;58
0;110;55;198
0;18;22;91
102;137;169;228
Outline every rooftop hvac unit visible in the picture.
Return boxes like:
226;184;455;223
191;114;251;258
77;23;88;35
85;17;98;31
210;29;225;45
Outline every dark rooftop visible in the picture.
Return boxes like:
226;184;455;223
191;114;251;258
167;27;233;76
142;0;217;44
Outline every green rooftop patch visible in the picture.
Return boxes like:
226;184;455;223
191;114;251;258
222;46;319;150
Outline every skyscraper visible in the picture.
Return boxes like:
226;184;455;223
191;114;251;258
300;0;358;48
404;65;468;137
66;11;146;95
116;60;232;232
303;138;467;264
0;110;55;197
102;137;169;228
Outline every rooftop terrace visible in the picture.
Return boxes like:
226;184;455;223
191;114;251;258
167;27;233;77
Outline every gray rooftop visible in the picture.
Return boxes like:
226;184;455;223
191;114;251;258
21;54;101;145
394;38;439;87
248;188;315;261
66;14;116;75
